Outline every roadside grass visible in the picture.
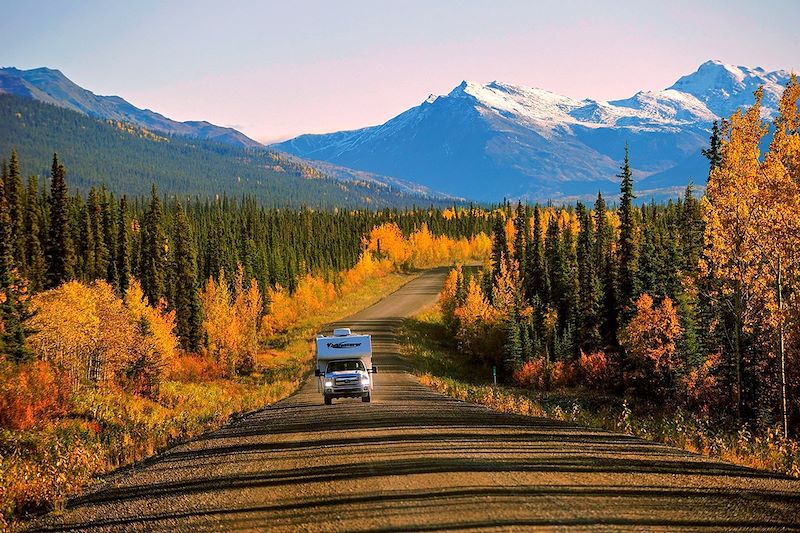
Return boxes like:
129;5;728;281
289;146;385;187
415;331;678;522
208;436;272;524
399;307;800;479
0;271;416;529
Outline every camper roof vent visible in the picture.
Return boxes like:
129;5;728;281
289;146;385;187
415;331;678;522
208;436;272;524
333;328;352;337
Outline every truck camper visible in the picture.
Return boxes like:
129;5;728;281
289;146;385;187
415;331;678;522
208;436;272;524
315;328;377;405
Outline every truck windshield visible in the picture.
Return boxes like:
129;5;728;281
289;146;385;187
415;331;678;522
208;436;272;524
327;360;365;372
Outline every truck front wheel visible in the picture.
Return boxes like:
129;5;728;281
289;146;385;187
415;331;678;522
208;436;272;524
362;393;371;403
324;395;332;405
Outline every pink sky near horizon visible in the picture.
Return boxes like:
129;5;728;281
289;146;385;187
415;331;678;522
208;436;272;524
2;0;798;143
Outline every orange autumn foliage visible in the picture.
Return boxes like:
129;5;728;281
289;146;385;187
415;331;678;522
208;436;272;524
366;222;411;266
438;265;464;332
291;274;336;317
233;268;264;373
262;274;336;337
368;222;491;269
550;360;577;388
259;223;491;341
169;354;224;382
681;352;724;415
577;351;613;388
512;352;613;391
701;88;771;339
513;358;547;389
340;252;395;292
621;293;682;384
701;79;800;420
260;284;297;337
0;361;71;430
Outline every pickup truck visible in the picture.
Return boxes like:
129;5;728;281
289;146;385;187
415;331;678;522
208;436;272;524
315;328;377;405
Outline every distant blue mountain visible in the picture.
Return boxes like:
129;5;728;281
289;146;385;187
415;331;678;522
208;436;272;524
272;61;793;201
0;66;462;202
0;66;263;148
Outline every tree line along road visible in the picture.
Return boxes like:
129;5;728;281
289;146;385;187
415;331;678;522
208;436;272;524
30;269;800;532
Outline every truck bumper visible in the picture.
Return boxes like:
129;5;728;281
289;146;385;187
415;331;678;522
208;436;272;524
325;386;370;399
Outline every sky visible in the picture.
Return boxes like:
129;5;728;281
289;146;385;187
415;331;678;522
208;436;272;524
1;0;798;143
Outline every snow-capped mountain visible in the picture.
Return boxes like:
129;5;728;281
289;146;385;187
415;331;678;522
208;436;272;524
669;60;788;119
273;60;793;201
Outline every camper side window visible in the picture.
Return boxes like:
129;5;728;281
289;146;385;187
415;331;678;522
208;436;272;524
327;360;366;372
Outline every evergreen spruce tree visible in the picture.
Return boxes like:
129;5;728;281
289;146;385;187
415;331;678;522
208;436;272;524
593;192;618;346
676;289;702;368
0;163;12;284
524;206;541;300
116;196;131;295
139;185;167;304
701;120;723;175
544;216;561;313
172;201;203;352
205;204;225;282
24;176;46;292
558;224;579;357
6;150;25;270
87;187;108;281
617;145;638;317
502;317;523;376
102;188;118;287
45;154;74;288
679;184;704;276
661;221;681;299
576;202;601;352
77;197;92;281
637;214;658;297
0;162;32;362
513;202;527;280
490;214;508;288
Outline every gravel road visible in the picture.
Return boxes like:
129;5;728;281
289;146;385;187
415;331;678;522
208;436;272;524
30;269;800;532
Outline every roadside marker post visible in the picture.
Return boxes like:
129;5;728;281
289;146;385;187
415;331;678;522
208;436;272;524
492;365;497;386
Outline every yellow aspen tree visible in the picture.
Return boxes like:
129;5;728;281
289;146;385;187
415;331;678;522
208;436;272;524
438;265;463;331
234;266;263;372
199;270;240;375
124;279;177;373
701;87;769;419
454;276;498;359
756;75;800;435
492;257;520;318
366;223;410;265
27;281;98;385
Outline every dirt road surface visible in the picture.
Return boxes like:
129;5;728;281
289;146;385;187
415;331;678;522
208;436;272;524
31;269;800;531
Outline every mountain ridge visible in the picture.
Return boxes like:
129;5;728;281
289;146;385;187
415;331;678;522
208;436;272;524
0;66;264;148
0;93;460;208
273;60;793;201
0;66;460;203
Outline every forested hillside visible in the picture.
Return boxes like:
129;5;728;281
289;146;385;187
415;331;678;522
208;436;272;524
0;94;451;209
0;66;264;149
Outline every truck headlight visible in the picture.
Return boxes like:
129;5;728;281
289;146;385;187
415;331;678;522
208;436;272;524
361;378;370;385
324;381;333;388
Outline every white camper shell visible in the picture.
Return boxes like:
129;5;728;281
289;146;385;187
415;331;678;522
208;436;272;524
315;328;377;405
